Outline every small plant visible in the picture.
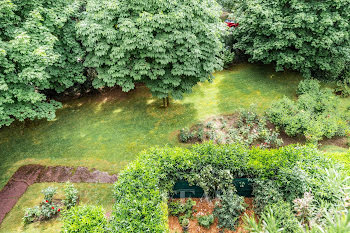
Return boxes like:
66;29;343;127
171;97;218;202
180;128;194;143
23;206;41;224
214;191;247;230
293;192;315;228
197;214;214;229
42;186;57;203
63;182;79;209
169;198;196;229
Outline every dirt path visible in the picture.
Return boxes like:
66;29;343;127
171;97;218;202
0;164;118;224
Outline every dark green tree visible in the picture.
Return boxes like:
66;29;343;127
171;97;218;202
231;0;350;80
77;0;224;106
0;0;85;127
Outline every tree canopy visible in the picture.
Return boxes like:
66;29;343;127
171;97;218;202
231;0;350;80
77;0;224;100
0;0;85;127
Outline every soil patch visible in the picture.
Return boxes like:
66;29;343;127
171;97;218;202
0;164;117;225
169;198;254;233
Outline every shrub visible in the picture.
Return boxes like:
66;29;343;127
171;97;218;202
62;205;107;233
268;81;349;143
179;128;194;143
252;179;283;214
63;182;79;209
23;186;62;224
41;187;57;203
296;79;320;96
213;191;246;230
197;214;214;229
23;206;41;225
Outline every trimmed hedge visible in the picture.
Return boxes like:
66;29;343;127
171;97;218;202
110;143;347;232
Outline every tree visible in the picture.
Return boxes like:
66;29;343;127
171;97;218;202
77;0;224;106
231;0;350;80
0;0;85;127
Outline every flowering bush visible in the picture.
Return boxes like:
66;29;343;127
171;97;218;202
23;185;78;224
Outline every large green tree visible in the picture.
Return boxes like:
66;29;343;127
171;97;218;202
231;0;350;80
0;0;85;127
77;0;224;103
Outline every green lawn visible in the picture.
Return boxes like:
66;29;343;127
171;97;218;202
0;63;346;190
0;183;114;233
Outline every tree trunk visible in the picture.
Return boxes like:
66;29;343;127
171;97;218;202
166;96;170;107
163;98;166;107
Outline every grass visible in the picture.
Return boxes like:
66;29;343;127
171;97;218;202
0;183;114;233
0;63;306;190
1;63;349;190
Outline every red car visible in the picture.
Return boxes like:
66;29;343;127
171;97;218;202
225;19;239;28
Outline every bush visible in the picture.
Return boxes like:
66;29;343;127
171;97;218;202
252;179;283;214
296;79;320;96
179;128;194;143
61;205;107;233
63;182;79;209
197;214;214;229
41;187;57;203
109;143;348;232
23;206;41;225
214;191;246;230
268;81;349;143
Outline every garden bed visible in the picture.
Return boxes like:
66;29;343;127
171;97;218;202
169;198;254;233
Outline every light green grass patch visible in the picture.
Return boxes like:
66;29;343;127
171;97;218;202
0;183;114;233
0;63;313;190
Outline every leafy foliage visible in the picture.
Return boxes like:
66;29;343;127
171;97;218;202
213;191;246;230
0;0;85;127
77;0;224;100
268;80;349;142
62;205;107;233
180;107;283;148
197;214;214;229
168;199;196;230
111;142;348;232
231;0;350;80
63;182;79;210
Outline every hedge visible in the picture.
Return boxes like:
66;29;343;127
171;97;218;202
109;143;347;232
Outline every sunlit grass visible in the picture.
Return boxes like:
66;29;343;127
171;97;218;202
0;63;347;190
0;183;114;233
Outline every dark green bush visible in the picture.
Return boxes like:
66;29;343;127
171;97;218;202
62;205;107;233
213;191;246;230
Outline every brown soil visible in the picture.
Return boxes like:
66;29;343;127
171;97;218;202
0;164;118;225
169;198;254;233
